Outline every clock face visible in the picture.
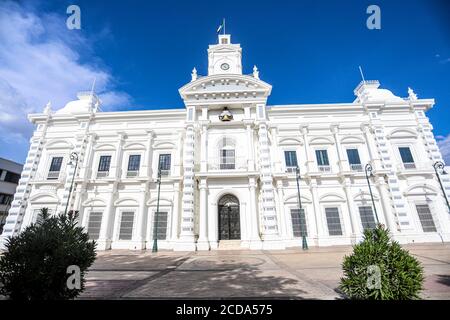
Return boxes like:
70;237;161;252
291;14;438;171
220;63;230;71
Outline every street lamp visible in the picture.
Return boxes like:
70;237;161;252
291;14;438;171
295;166;308;250
433;161;450;212
364;163;380;225
64;152;79;215
152;168;162;253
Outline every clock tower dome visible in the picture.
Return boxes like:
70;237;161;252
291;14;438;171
207;34;242;76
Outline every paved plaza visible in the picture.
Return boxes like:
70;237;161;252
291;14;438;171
79;243;450;300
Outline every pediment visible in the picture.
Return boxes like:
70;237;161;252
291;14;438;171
388;128;418;140
309;136;334;145
278;137;303;146
340;136;365;144
179;74;272;103
404;184;438;196
29;192;59;203
319;193;346;202
46;139;74;150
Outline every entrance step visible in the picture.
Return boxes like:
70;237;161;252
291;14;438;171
217;240;242;250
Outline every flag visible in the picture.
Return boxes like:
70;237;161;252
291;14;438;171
216;23;223;34
217;19;225;34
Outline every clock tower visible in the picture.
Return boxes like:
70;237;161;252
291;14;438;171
207;34;242;76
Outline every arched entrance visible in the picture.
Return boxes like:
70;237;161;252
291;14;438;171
218;194;240;240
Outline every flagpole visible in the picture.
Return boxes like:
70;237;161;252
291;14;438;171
223;18;226;35
358;66;366;84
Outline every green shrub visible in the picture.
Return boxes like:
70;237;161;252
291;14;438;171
0;208;96;300
339;224;424;300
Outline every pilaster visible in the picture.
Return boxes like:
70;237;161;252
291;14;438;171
197;178;210;250
175;123;196;251
300;125;315;173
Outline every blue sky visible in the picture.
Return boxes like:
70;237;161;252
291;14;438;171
0;0;449;163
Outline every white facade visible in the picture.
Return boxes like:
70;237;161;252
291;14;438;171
1;34;450;251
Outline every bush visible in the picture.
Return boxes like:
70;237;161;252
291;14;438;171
0;208;96;300
339;224;424;300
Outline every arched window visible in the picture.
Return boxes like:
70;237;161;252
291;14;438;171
219;137;235;170
218;194;239;206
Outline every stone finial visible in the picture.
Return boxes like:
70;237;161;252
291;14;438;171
253;65;259;79
408;87;418;100
191;67;198;82
43;101;52;115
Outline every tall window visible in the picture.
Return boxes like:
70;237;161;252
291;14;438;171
325;207;343;236
153;211;168;240
416;204;437;232
359;206;377;230
48;157;63;179
399;147;415;169
158;154;171;176
49;157;63;172
87;212;103;240
315;149;330;172
346;149;362;171
98;156;112;172
127;155;141;171
119;212;134;240
219;137;235;170
290;208;307;237
284;151;298;172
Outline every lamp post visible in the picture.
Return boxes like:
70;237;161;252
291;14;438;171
364;163;380;225
152;168;162;253
64;152;79;215
433;161;450;212
295;166;308;250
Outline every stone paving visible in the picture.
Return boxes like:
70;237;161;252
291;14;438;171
79;243;450;300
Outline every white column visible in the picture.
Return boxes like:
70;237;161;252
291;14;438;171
257;121;283;248
98;133;125;249
143;130;154;177
173;131;183;176
98;187;116;250
331;124;349;172
175;122;196;251
301;125;315;172
245;121;255;171
75;133;96;225
171;182;181;241
342;180;360;242
197;178;209;250
208;200;219;249
361;124;382;170
271;125;282;173
375;177;397;233
134;186;148;249
276;179;288;239
200;124;208;172
112;132;126;179
248;177;262;248
309;179;324;245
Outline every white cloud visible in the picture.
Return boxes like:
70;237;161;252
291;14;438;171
437;134;450;165
0;1;131;161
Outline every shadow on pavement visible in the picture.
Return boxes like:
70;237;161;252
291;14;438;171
80;253;335;299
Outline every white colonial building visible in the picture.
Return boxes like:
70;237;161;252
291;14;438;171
1;34;449;251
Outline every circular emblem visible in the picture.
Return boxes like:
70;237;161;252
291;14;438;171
220;63;230;70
